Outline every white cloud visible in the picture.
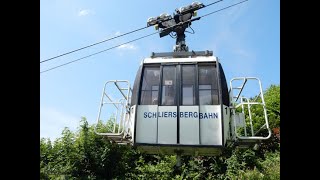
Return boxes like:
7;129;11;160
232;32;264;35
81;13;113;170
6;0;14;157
117;44;137;50
78;9;94;17
40;106;80;141
115;31;121;36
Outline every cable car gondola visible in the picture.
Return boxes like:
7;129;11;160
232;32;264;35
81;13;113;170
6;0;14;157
94;1;271;161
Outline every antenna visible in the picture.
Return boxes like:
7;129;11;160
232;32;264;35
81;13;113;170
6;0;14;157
147;2;205;52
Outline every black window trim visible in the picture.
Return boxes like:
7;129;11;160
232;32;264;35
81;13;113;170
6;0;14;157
138;62;220;106
138;64;161;105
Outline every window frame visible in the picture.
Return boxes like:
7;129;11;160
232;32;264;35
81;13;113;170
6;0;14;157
139;65;161;105
160;65;178;106
138;62;220;106
181;64;197;106
198;63;220;105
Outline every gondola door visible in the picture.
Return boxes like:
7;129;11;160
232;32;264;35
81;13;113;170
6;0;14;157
179;64;200;145
157;64;200;145
157;65;178;144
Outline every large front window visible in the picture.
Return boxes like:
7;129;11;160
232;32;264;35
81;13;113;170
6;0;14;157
140;66;160;105
139;63;219;105
198;64;219;105
161;66;176;106
182;65;196;105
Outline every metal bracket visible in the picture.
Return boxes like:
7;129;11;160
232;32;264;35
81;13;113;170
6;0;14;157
151;50;213;58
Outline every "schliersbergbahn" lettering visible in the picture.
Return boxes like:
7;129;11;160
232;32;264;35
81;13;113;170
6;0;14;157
143;112;218;119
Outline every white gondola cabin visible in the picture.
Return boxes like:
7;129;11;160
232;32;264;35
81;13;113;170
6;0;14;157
94;51;271;156
94;1;271;158
132;51;230;156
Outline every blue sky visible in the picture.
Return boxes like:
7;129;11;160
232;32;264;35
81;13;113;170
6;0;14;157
40;0;279;140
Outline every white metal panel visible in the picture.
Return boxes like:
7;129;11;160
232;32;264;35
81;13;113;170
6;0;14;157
136;105;158;143
235;113;245;127
129;105;136;142
200;105;222;145
158;106;177;144
230;112;236;140
222;105;230;146
179;106;199;145
143;56;216;64
239;113;245;126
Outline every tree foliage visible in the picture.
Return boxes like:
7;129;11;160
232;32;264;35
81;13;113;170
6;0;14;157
40;85;280;179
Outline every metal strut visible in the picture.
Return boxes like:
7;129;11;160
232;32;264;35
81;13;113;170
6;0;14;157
173;24;189;52
174;32;188;52
176;154;181;167
174;149;183;168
